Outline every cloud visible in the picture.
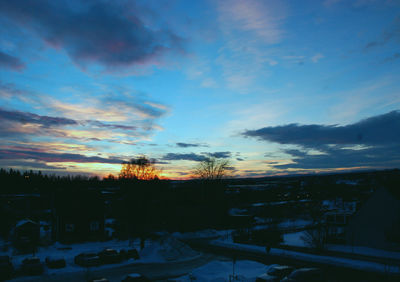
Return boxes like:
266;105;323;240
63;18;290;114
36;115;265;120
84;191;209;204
205;151;232;158
0;108;77;127
162;151;233;162
162;153;209;162
0;81;31;98
0;148;123;164
0;159;66;170
364;16;400;50
87;120;136;131
0;51;25;71
243;110;400;146
382;52;400;63
218;0;285;44
0;0;183;70
272;144;400;170
215;0;286;92
176;142;208;148
311;53;324;63
243;110;400;171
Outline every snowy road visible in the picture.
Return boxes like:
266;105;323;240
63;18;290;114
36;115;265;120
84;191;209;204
9;253;215;282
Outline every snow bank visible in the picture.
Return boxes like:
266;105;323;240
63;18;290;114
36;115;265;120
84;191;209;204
282;231;308;247
175;260;269;282
210;240;400;274
172;229;230;241
139;236;199;262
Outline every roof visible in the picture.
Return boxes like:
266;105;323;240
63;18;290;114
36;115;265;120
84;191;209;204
15;219;38;228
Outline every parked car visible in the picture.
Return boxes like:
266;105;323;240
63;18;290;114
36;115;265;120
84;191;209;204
21;257;44;276
45;256;66;269
281;268;322;282
119;248;139;260
256;264;294;281
98;248;121;264
121;273;149;281
0;255;14;280
74;253;101;267
87;278;109;282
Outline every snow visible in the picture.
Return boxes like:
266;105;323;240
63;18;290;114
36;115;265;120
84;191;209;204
209;240;400;274
282;231;308;247
172;229;232;241
282;232;400;261
277;219;312;229
105;218;116;225
2;236;201;278
325;244;400;260
175;260;269;282
139;236;200;263
15;219;37;228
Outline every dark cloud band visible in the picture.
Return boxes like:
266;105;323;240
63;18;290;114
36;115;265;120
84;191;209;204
243;110;400;146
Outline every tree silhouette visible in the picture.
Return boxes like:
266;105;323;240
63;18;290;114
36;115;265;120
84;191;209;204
119;155;159;180
193;157;231;180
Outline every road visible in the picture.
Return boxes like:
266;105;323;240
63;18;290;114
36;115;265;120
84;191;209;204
9;253;215;282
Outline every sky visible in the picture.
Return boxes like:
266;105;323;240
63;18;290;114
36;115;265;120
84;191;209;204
0;0;399;179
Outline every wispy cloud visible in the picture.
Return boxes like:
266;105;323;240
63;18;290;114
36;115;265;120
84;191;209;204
0;51;25;71
162;151;232;162
176;142;208;148
311;53;324;63
0;108;77;127
364;16;400;51
217;0;285;44
162;153;208;162
0;148;123;164
215;0;286;92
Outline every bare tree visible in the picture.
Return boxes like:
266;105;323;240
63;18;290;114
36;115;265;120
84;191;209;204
193;157;231;180
119;155;160;180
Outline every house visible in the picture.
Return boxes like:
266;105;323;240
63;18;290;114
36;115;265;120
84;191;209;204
52;189;105;243
346;186;400;251
13;219;40;253
322;198;358;243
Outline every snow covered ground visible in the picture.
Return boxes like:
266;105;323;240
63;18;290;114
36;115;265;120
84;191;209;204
1;236;202;278
282;231;308;247
174;260;269;282
282;230;400;260
210;240;400;274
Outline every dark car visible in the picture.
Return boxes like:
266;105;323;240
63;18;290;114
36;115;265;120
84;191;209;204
0;256;14;280
21;257;44;276
121;273;149;282
256;265;294;282
281;268;322;282
98;249;121;264
74;253;101;267
119;248;139;260
87;278;109;282
45;256;66;269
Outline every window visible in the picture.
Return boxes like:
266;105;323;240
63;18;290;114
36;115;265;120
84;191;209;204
336;215;345;224
326;215;335;223
90;221;100;231
65;223;74;232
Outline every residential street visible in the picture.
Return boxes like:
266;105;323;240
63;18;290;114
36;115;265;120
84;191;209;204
9;253;215;282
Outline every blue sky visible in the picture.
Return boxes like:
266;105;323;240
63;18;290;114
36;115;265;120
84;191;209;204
0;0;399;178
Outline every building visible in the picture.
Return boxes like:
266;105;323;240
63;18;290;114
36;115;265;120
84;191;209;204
346;186;400;251
52;189;105;243
13;219;40;253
